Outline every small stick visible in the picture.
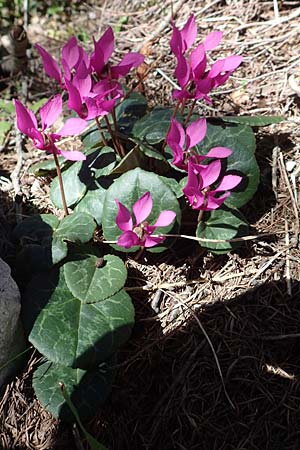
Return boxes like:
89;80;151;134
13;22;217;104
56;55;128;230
53;153;69;216
285;219;292;296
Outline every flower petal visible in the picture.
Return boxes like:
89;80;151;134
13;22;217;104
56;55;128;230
190;43;206;78
58;149;86;161
132;191;152;225
167;118;185;148
204;147;232;159
200;160;222;188
186;118;207;150
144;235;165;248
65;79;84;117
214;174;242;192
203;31;223;51
205;192;230;210
14;99;38;137
35;44;62;85
181;14;197;52
115;200;133;232
58;118;87;136
111;52;144;78
40;95;62;130
117;230;140;249
152;210;176;228
175;54;191;88
61;36;80;70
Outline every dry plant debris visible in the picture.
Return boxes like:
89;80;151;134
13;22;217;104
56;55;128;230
1;1;300;449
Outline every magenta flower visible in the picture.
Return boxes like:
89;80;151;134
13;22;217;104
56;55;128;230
115;192;176;249
167;117;207;169
183;160;242;211
170;14;197;57
35;37;89;87
14;95;87;161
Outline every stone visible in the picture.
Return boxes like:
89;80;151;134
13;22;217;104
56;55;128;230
0;257;25;387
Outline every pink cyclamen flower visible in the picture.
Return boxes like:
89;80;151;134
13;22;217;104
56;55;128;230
183;159;242;211
170;14;197;57
115;192;176;249
14;95;87;161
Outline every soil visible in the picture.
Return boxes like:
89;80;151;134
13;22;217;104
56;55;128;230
1;1;300;449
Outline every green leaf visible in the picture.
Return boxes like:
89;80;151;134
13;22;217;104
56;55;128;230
102;168;181;252
30;98;48;113
132;107;175;144
52;212;96;264
50;147;116;209
115;92;147;135
50;161;87;208
197;121;259;208
219;115;285;126
111;143;168;175
196;207;249;254
24;268;134;369
74;182;108;225
64;254;127;303
0;100;14;114
14;212;96;267
28;157;68;176
159;176;184;198
33;360;112;425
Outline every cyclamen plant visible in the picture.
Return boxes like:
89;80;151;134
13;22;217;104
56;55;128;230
13;13;282;447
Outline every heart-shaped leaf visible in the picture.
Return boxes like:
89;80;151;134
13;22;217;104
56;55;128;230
102;168;181;252
196;121;259;208
52;212;96;264
50;161;87;208
196;207;249;254
33;359;113;422
115;92;147;135
29;157;69;176
74;182;108;225
132;107;176;144
64;254;127;303
24;268;134;369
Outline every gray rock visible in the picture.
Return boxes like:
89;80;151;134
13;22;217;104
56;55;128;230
0;258;25;387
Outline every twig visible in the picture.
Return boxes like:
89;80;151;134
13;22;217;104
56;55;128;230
285;219;292;297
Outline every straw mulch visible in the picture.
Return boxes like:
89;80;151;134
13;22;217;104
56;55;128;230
1;1;300;449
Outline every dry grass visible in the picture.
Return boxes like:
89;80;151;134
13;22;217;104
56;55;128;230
1;0;300;449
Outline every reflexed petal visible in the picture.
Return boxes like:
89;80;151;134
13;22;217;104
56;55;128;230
205;192;230;210
35;44;62;84
58;149;86;161
97;27;115;64
200;160;222;188
40;95;62;130
172;89;192;101
133;191;152;225
117;231;140;249
115;200;133;232
213;174;242;192
167;141;185;168
61;37;80;70
175;54;191;88
90;39;105;74
204;146;232;159
120;231;141;248
181;14;197;51
167;118;185;148
190;43;206;78
222;55;243;71
14;99;38;137
203;31;223;51
183;161;201;194
144;235;165;248
170;24;183;56
58;118;87;136
186;118;207;149
65;79;83;117
152;210;176;228
111;52;144;78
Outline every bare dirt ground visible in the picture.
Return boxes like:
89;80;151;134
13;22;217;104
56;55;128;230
1;1;300;449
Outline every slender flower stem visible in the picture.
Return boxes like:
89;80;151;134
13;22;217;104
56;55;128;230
162;99;181;152
111;106;125;157
183;99;197;126
53;152;69;216
95;116;108;146
197;209;204;223
104;115;121;157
